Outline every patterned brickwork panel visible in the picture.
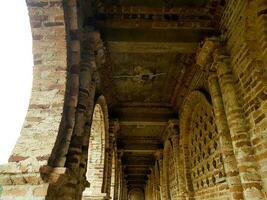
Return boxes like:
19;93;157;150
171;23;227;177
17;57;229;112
189;101;226;192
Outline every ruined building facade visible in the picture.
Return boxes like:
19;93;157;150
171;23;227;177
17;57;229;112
1;0;267;199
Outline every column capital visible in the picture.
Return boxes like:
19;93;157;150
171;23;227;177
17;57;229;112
154;149;163;161
207;72;218;82
169;134;179;141
211;49;231;75
117;150;123;158
196;37;221;71
109;119;120;132
162;119;179;142
167;119;179;128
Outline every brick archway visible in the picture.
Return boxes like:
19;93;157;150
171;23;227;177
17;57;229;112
128;188;145;200
83;95;109;199
0;1;105;199
0;0;83;199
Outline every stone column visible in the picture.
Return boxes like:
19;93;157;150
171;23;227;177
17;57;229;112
162;147;170;200
170;133;188;200
121;176;128;200
119;158;124;200
151;168;156;200
208;72;244;200
152;168;157;200
110;142;116;200
214;54;265;199
96;120;118;200
147;171;153;200
155;150;164;200
113;152;122;200
104;147;112;197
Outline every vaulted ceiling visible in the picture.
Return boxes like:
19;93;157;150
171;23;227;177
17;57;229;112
87;0;223;190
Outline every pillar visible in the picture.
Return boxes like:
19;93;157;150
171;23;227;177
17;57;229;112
162;145;171;200
114;154;121;200
214;53;265;199
208;72;244;200
155;150;164;200
108;120;119;200
170;133;188;200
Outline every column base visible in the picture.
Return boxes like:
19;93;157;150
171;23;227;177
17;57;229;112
0;163;71;199
0;163;49;199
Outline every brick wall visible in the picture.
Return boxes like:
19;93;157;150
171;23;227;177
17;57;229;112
145;1;267;199
221;0;267;196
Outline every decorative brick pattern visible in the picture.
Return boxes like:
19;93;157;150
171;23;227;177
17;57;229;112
189;100;227;195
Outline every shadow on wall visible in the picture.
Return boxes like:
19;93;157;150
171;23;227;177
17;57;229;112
128;188;145;200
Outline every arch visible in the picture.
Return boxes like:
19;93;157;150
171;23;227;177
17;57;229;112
179;91;207;195
83;95;109;197
0;1;86;200
179;91;229;199
128;188;145;200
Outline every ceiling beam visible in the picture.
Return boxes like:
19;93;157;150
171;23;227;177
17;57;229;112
122;149;156;153
107;41;198;53
118;136;161;143
97;19;213;30
125;169;151;175
122;160;155;166
118;143;162;150
119;120;168;126
124;165;150;169
126;175;148;179
127;184;145;188
127;180;147;184
99;28;215;43
97;5;210;16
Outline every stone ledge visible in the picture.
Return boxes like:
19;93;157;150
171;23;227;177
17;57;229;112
0;163;41;174
39;166;70;185
0;173;43;186
0;165;70;186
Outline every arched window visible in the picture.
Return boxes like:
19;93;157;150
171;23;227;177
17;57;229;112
0;1;33;164
84;104;106;196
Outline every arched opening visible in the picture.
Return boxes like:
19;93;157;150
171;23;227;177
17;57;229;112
83;102;107;197
128;188;144;200
0;1;33;164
